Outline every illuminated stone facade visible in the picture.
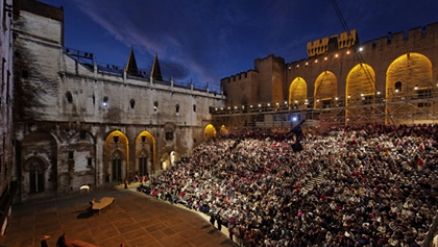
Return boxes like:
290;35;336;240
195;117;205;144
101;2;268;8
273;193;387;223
13;0;224;202
220;25;438;128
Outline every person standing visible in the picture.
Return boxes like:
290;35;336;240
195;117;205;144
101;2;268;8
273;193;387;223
209;212;216;226
216;214;222;231
41;235;50;247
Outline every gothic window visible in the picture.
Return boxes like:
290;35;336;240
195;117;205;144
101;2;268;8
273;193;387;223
395;82;402;92
130;99;135;109
87;158;93;168
65;92;73;104
80;130;86;139
139;150;147;176
112;151;122;181
165;131;174;141
29;159;45;193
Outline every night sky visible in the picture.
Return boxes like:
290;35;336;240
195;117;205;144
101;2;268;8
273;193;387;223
38;0;438;92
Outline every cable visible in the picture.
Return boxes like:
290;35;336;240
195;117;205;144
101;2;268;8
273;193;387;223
330;0;395;126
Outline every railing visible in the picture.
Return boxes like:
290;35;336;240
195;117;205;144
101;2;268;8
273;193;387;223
212;90;438;116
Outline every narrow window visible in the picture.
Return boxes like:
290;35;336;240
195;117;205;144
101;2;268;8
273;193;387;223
22;69;28;79
30;169;44;193
68;151;74;160
80;130;86;139
175;104;180;113
193;104;196;112
112;152;122;181
139;150;148;176
130;99;135;109
65;92;73;104
394;82;402;92
153;101;158;111
87;158;93;168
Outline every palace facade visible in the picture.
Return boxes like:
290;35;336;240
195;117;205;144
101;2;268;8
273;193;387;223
12;0;224;202
218;23;438;130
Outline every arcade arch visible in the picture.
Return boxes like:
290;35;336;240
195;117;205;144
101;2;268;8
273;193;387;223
21;132;57;197
314;71;337;109
203;124;217;141
288;77;308;109
386;53;433;124
104;130;129;183
346;63;376;124
135;130;156;176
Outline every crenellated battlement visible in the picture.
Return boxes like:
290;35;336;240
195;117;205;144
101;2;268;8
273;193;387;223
307;30;357;57
221;70;257;83
363;21;438;50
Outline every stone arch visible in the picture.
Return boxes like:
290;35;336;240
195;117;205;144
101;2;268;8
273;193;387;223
161;153;170;170
288;77;307;109
386;53;433;124
220;125;229;135
103;130;129;183
24;156;49;194
135;130;156;175
314;71;337;109
203;124;217;141
387;53;432;96
111;149;124;182
170;151;181;164
21;131;58;198
346;63;376;124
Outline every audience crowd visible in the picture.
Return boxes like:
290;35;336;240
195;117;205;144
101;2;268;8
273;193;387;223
138;124;438;247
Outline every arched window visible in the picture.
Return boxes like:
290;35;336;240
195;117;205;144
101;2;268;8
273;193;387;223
193;104;196;112
112;151;122;181
130;99;135;109
154;101;158;111
395;81;402;92
28;159;45;193
175;104;180;113
165;131;174;141
65;92;73;104
139;150;147;176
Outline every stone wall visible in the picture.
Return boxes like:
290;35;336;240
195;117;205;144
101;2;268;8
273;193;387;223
221;22;438;125
12;1;225;202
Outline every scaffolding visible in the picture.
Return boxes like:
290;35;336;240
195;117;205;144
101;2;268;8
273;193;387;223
211;91;438;132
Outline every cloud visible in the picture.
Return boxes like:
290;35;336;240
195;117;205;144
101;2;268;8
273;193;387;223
65;0;438;90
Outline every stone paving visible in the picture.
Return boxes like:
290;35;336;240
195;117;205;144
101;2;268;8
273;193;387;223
0;186;237;247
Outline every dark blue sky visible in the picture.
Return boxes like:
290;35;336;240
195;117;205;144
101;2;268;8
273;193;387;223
39;0;438;92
